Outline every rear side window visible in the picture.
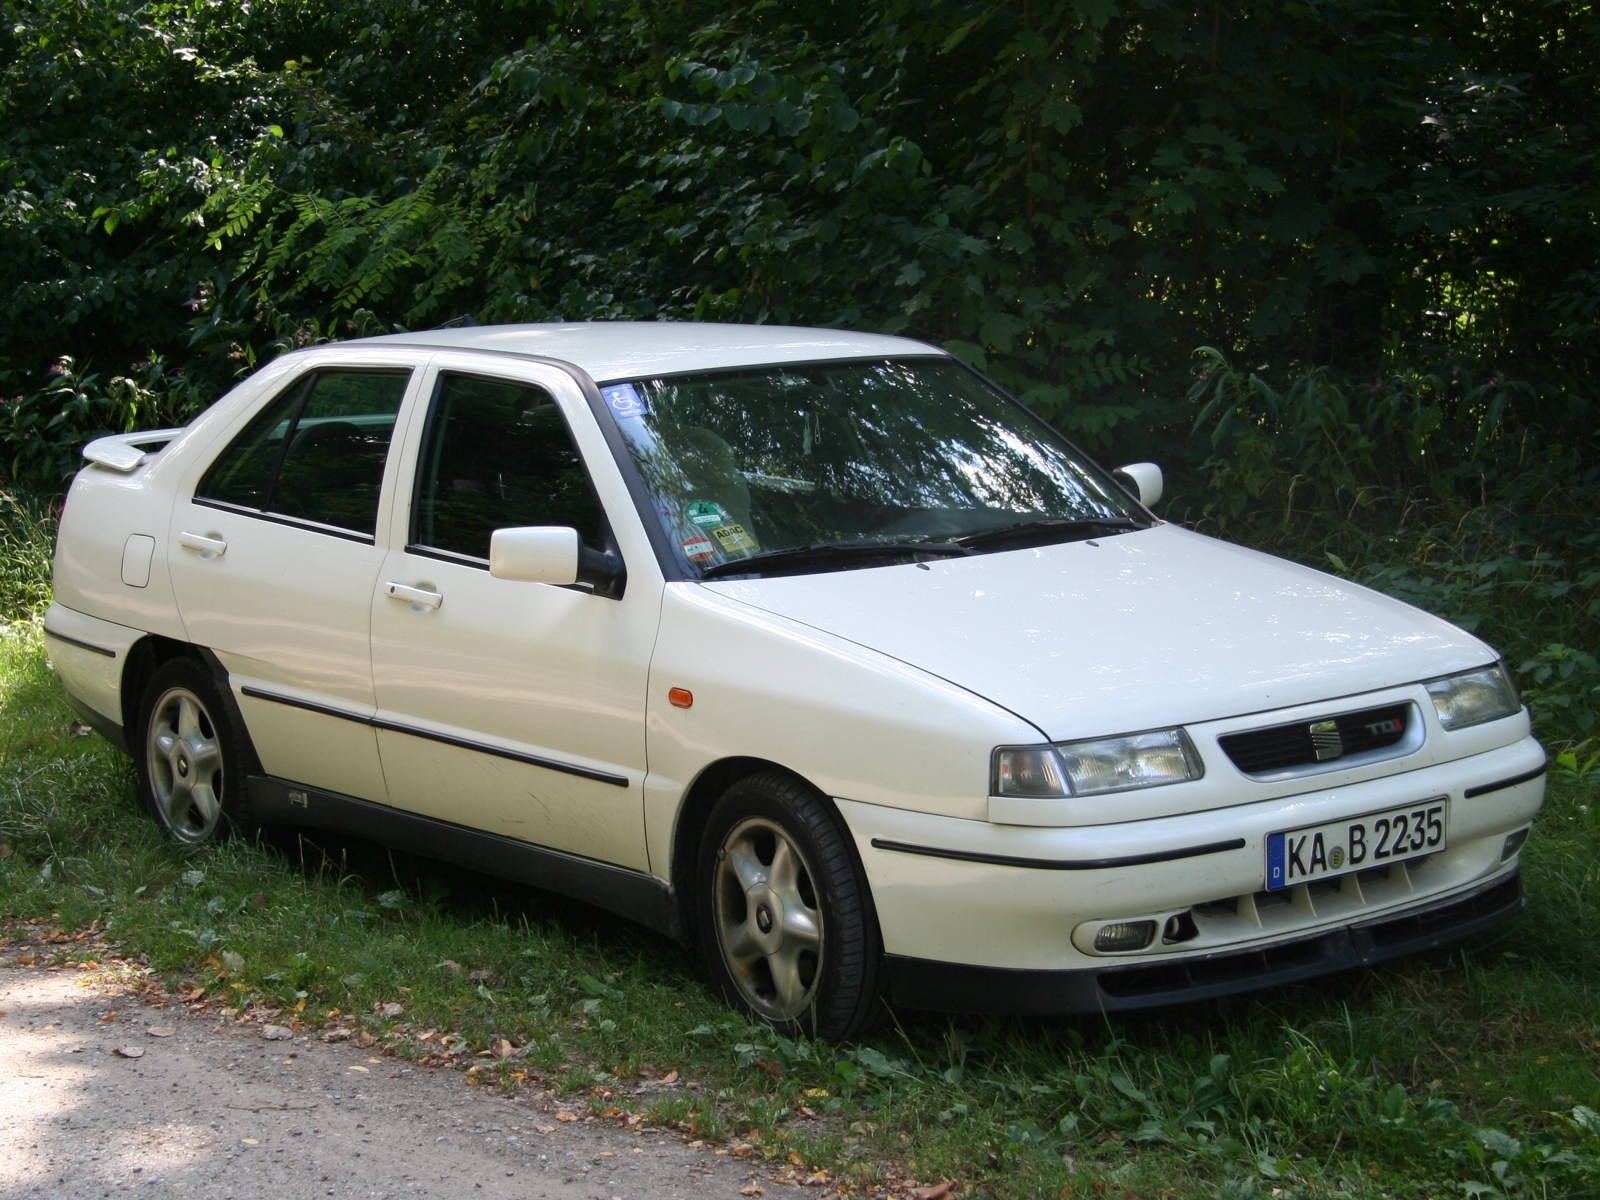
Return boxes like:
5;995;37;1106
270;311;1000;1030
198;370;410;537
411;373;603;562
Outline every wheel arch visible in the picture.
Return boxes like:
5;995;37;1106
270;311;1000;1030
668;755;878;947
121;637;262;775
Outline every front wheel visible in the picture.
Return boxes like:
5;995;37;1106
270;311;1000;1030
697;771;885;1041
136;658;253;844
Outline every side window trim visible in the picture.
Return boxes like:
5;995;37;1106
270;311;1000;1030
191;496;377;545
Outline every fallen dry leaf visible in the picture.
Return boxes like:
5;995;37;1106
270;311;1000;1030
322;1028;351;1042
260;1025;293;1041
912;1185;952;1200
111;1046;144;1059
375;1002;403;1017
146;1027;175;1038
740;1187;764;1197
349;1065;369;1073
493;1037;515;1059
241;1138;259;1146
354;1031;376;1048
660;1069;679;1084
555;1111;579;1123
437;959;462;972
534;1125;556;1134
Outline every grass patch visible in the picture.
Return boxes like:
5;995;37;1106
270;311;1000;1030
3;624;1599;1197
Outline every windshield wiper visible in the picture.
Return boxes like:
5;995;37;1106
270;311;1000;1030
950;517;1149;552
699;541;973;580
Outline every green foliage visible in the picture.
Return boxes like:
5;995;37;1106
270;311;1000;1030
0;0;1595;731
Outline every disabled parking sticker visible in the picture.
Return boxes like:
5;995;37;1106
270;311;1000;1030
601;383;648;419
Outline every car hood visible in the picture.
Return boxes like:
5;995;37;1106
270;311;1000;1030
701;524;1496;740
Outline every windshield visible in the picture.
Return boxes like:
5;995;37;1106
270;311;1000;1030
606;357;1144;578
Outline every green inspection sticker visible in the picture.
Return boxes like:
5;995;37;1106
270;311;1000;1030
685;500;728;528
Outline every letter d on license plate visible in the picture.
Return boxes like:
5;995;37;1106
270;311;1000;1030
1266;798;1448;890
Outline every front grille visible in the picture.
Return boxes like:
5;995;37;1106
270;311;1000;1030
1219;703;1411;775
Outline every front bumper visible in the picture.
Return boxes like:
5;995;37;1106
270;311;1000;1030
885;869;1524;1014
838;733;1545;1005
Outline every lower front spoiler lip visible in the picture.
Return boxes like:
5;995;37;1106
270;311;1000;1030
885;869;1525;1016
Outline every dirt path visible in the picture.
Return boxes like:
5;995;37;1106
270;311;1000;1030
0;962;770;1200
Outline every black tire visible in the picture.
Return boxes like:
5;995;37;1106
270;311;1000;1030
134;657;255;843
696;770;886;1041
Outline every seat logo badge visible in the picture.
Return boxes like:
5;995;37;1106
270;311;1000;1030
1310;719;1344;760
288;789;309;808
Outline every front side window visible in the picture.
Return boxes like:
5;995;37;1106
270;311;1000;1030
410;373;603;562
198;370;410;537
605;358;1145;578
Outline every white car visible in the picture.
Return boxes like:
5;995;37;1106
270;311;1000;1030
47;323;1544;1038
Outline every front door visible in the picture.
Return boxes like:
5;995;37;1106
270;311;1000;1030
369;366;656;869
167;363;420;802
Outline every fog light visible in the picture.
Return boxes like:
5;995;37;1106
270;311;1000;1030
1501;828;1530;861
1094;920;1156;952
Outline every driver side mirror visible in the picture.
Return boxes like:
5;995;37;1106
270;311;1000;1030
1112;462;1163;508
490;526;626;597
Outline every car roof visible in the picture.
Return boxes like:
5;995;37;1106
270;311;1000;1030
352;321;946;383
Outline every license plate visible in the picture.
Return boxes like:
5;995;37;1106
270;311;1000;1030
1266;798;1448;891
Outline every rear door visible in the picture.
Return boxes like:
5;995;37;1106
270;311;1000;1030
167;353;428;801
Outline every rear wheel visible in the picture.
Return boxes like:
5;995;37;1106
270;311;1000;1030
136;658;253;843
697;771;884;1041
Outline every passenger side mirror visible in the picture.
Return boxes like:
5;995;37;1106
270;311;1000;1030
489;526;627;597
1112;462;1163;508
490;527;580;585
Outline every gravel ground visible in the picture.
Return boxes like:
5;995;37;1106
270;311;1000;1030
0;962;773;1200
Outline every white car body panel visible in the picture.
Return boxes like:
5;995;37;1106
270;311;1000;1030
705;522;1499;743
160;349;434;803
42;603;148;725
370;356;662;870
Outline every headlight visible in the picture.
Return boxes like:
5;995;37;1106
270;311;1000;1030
1056;729;1203;796
1426;664;1521;730
992;729;1202;798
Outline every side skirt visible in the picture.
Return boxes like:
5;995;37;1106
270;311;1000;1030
247;775;680;939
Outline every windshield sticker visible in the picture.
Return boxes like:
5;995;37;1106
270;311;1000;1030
685;500;729;528
712;524;758;554
601;383;648;419
681;533;716;562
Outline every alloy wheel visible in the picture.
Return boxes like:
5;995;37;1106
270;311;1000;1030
712;816;825;1020
145;686;226;843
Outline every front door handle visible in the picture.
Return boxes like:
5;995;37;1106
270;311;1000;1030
178;531;227;559
385;582;443;611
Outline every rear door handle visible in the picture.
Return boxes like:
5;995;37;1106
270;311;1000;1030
178;531;227;559
385;582;443;610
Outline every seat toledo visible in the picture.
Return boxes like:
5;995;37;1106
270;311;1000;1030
48;323;1544;1038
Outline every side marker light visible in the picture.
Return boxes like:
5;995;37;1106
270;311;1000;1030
668;688;694;709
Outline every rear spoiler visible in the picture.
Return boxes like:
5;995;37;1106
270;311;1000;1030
81;428;187;473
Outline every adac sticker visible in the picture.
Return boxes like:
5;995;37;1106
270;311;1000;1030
681;533;716;562
685;500;728;528
600;382;648;419
712;524;758;553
